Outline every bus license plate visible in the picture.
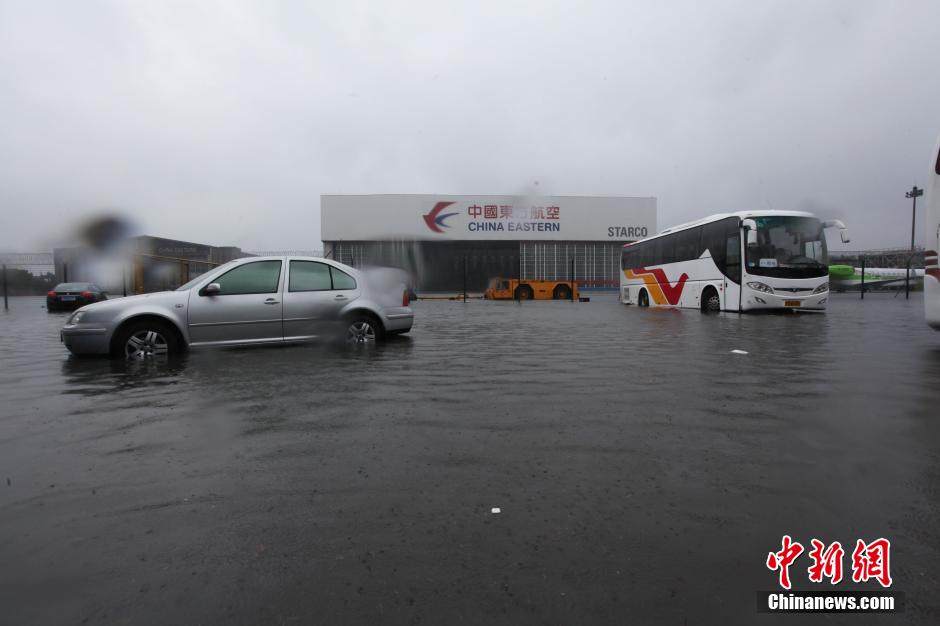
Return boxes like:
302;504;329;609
784;300;800;307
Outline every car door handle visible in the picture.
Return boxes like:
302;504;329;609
334;295;347;300
264;298;280;305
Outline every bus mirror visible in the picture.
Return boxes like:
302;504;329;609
822;219;850;244
746;229;758;247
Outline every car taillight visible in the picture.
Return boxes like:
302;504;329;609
402;289;410;306
47;291;56;298
80;291;93;298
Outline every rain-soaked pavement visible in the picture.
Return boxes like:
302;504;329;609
1;293;939;625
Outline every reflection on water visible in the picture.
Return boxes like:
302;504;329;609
1;294;939;624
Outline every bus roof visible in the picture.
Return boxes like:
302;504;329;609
622;210;818;247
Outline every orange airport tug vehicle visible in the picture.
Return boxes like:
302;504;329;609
483;278;579;300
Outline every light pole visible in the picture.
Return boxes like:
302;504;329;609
905;186;923;299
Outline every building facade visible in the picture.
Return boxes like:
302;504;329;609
54;236;247;294
322;195;657;292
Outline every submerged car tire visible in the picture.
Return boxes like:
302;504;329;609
553;284;572;300
702;288;721;313
344;314;384;344
514;285;534;300
638;289;650;307
111;318;181;359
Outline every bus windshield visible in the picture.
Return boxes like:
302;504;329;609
746;216;828;278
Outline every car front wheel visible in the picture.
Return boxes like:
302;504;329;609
112;319;181;359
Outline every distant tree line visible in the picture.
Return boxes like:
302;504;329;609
2;268;57;295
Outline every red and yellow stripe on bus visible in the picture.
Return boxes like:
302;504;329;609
624;267;689;305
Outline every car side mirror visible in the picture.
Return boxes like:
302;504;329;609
202;283;221;296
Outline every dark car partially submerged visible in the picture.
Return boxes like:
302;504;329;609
47;283;108;312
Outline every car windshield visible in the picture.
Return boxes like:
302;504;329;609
746;216;828;277
175;260;239;291
175;275;207;291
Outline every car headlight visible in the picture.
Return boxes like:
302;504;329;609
746;281;774;294
68;311;85;325
812;282;829;294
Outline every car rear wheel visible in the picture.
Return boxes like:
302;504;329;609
112;319;181;359
345;315;383;344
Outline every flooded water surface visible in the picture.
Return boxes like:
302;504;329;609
1;294;938;624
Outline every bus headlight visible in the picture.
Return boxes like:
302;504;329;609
812;282;829;294
746;281;774;294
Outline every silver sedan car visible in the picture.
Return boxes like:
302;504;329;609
61;256;413;358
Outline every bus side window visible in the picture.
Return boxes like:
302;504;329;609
622;249;633;270
676;227;701;262
702;221;727;272
663;235;677;265
634;243;646;268
652;236;675;267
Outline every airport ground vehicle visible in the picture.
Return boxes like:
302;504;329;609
46;283;108;311
925;134;940;330
60;257;413;357
483;278;578;300
620;210;849;312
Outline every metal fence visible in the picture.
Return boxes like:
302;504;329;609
830;246;924;268
519;242;623;289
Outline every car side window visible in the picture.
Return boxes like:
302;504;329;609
289;261;332;292
330;267;357;290
213;261;282;295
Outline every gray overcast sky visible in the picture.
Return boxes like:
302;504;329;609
1;0;938;252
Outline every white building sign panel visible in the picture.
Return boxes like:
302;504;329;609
321;195;656;242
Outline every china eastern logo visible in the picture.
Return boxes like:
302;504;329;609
422;201;458;233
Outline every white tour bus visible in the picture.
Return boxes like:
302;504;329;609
925;134;940;330
620;210;849;312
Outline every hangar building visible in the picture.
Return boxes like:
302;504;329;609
321;195;657;292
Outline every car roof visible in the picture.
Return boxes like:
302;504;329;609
229;255;360;274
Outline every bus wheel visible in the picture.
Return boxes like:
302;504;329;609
638;289;649;307
702;288;720;312
553;284;571;300
515;285;534;300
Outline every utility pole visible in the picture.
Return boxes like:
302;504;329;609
905;186;923;299
860;257;865;300
570;257;575;302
